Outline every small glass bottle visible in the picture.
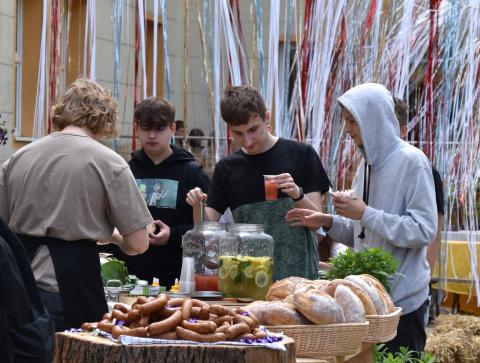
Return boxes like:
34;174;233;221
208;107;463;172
181;222;226;292
218;224;274;300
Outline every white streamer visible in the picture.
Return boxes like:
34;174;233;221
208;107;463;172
138;0;147;99
393;0;415;97
88;0;96;80
33;0;48;139
219;0;242;85
265;0;280;136
213;0;223;161
153;0;159;96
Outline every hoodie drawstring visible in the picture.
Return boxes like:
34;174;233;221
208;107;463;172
358;163;371;239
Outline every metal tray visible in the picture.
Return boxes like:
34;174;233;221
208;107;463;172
191;291;224;299
165;291;225;299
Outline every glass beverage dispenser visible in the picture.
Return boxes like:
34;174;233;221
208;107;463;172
218;224;274;300
180;222;226;293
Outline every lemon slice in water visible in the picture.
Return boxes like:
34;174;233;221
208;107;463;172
244;265;254;278
254;270;269;288
218;266;229;279
228;265;239;280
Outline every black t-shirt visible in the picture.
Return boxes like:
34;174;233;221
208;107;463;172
432;167;444;215
208;138;331;213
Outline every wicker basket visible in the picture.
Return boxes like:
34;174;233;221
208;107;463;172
363;307;402;343
266;322;369;359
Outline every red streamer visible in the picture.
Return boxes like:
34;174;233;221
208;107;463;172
361;0;377;48
48;0;60;134
233;0;246;84
424;0;442;160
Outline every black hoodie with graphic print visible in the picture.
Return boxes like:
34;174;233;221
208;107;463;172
100;146;210;287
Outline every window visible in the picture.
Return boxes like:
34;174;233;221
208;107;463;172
15;0;86;141
15;0;43;139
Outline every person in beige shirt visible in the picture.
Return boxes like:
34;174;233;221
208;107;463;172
0;79;153;331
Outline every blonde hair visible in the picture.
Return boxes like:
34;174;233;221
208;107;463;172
51;78;118;137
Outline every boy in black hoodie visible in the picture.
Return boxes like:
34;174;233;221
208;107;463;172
101;97;210;287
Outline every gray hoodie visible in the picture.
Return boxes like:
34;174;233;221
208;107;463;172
329;83;437;315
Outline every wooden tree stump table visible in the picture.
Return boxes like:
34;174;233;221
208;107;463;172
54;332;296;363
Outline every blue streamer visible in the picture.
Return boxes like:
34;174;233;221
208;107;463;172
113;0;122;100
254;0;265;98
282;0;293;137
161;0;171;99
112;0;122;151
201;0;209;62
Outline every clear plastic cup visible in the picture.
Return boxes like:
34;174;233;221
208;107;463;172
264;175;279;201
179;256;196;293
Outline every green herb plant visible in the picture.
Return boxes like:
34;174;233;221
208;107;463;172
325;247;398;292
373;344;435;363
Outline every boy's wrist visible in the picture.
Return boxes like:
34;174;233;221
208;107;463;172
292;187;304;202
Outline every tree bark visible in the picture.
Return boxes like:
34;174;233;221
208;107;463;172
54;332;295;363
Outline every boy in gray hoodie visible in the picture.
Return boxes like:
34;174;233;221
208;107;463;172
286;83;437;354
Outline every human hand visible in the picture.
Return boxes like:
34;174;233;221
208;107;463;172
186;187;207;207
146;222;156;235
149;220;170;246
269;173;302;200
332;194;367;220
285;208;332;230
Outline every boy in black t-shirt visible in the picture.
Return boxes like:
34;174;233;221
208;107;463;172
187;86;330;280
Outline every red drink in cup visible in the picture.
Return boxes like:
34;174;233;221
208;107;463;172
264;175;278;201
194;274;218;291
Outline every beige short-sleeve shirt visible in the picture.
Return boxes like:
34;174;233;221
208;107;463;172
0;133;153;291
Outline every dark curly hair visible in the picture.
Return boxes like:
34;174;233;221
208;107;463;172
220;85;266;125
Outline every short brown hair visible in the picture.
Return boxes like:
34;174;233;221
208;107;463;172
51;78;118;137
134;97;175;129
220;86;266;125
393;97;409;127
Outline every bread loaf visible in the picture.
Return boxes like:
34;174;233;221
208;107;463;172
311;279;332;291
359;274;395;314
284;294;294;305
345;275;387;315
334;285;365;323
293;288;345;324
244;300;311;325
279;281;329;304
243;301;269;322
266;276;308;301
325;279;377;315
